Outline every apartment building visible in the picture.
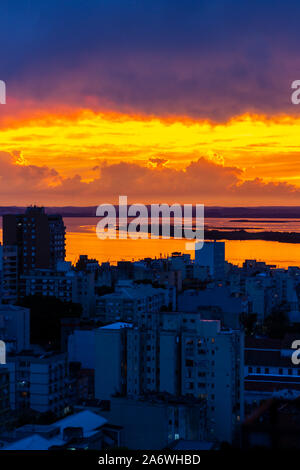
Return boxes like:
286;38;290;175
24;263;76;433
244;335;300;410
107;395;207;449
6;351;70;416
94;323;132;401
127;313;243;443
0;304;30;353
0;365;10;431
19;265;95;318
178;286;248;329
96;280;173;323
94;312;243;444
3;206;65;275
2;206;66;304
2;245;18;304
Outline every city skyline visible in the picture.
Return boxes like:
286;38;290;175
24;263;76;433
3;0;300;456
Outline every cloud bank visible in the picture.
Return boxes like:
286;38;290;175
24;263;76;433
0;150;299;206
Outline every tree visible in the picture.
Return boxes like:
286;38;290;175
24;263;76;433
240;313;258;336
263;303;290;339
17;295;82;349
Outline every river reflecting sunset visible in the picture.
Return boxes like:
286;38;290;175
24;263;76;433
64;218;300;268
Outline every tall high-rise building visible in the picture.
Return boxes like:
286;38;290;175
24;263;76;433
2;207;65;302
2;245;18;303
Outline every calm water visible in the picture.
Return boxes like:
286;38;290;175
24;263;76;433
2;217;300;268
64;217;300;268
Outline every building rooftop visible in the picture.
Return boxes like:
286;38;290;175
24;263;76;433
2;434;62;451
54;410;107;437
168;439;215;450
99;322;133;330
1;410;107;450
178;286;245;314
0;304;28;312
99;283;166;301
7;349;66;361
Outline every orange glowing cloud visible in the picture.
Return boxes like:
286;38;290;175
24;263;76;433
0;107;300;205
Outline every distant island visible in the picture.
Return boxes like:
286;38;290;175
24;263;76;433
204;229;300;244
229;219;290;223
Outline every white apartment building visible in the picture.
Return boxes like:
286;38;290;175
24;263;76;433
128;313;244;444
94;322;132;401
94;311;244;444
0;304;30;353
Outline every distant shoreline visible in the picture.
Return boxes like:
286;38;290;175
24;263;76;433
228;219;290;223
2;206;300;219
115;225;300;244
204;229;300;243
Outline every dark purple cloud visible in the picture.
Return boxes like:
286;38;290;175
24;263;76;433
1;0;300;119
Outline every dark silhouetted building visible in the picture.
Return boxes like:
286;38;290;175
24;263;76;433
2;206;65;302
0;365;10;431
3;206;65;274
242;395;300;449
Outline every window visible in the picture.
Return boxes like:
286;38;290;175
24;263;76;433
185;359;194;367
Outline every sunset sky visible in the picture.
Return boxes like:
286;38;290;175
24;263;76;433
1;0;300;206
